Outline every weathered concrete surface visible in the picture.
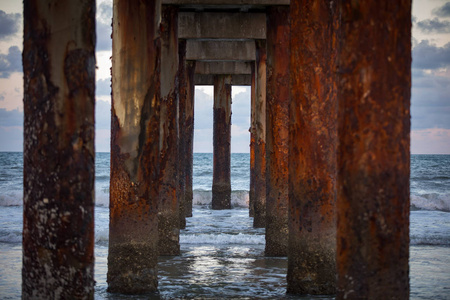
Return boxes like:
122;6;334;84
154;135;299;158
22;1;96;298
178;40;187;229
249;64;256;218
159;5;181;256
108;0;160;294
253;39;267;228
186;40;255;61
185;60;196;217
164;0;289;5
179;12;266;39
265;6;290;257
195;61;252;75
212;75;232;209
336;1;411;299
287;0;338;295
195;74;251;85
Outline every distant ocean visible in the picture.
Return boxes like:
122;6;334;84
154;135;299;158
0;153;449;299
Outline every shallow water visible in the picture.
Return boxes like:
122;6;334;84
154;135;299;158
1;153;449;298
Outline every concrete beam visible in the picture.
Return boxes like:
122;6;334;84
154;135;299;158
164;0;289;5
195;74;251;85
186;40;255;61
179;12;266;39
22;1;96;298
195;61;252;75
336;1;411;299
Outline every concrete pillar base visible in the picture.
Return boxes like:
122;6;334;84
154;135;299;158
107;243;157;294
287;241;336;294
212;183;232;209
265;215;288;256
158;211;181;256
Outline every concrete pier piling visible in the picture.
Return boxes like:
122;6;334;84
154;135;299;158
159;5;181;256
212;75;232;209
265;6;290;257
249;64;256;218
178;40;187;229
107;0;161;294
22;1;96;298
287;0;338;294
184;60;196;217
253;40;267;229
336;1;411;299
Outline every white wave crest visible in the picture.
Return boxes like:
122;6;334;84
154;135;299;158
193;190;249;208
180;233;264;245
411;193;450;212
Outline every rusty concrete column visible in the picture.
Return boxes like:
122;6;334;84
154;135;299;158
287;0;338;295
253;39;267;228
159;5;180;256
212;74;232;209
336;1;411;299
108;0;160;294
185;60;196;217
249;63;256;218
337;0;411;299
265;6;290;257
22;1;96;298
178;40;187;229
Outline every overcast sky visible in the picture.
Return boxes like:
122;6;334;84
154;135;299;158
0;0;449;154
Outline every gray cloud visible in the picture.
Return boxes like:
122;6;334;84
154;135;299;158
96;21;112;51
96;100;111;130
96;1;112;51
432;2;450;18
96;78;111;96
416;18;450;33
412;40;450;70
0;10;20;39
0;46;22;78
194;89;213;130
0;108;22;126
231;87;251;129
412;68;450;130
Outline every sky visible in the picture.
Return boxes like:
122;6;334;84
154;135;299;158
0;0;449;154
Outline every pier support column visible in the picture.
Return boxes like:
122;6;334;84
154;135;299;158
253;40;267;228
178;40;187;229
249;64;256;217
212;75;232;209
265;6;290;256
287;0;338;294
336;1;411;299
22;1;96;298
159;5;181;256
108;0;160;294
185;60;196;217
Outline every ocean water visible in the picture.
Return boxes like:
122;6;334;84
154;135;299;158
0;152;449;299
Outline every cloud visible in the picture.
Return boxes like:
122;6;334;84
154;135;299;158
0;108;22;126
0;10;20;39
412;40;450;70
416;18;450;33
96;78;111;96
96;1;112;51
96;100;111;130
432;2;450;18
0;126;23;151
411;128;450;154
0;46;22;78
